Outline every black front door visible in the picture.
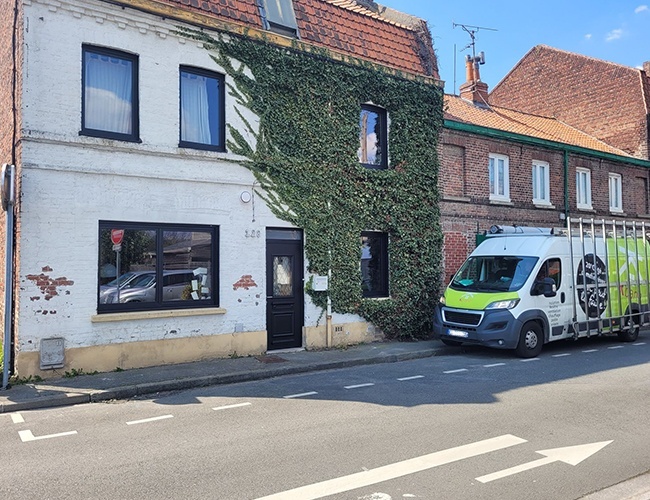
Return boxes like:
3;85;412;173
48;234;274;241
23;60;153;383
266;229;304;350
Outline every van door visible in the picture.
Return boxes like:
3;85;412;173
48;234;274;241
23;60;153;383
535;257;573;339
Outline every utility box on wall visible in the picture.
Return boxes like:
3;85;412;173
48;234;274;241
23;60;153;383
40;337;65;369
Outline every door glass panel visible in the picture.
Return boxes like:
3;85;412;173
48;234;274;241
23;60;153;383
273;256;293;297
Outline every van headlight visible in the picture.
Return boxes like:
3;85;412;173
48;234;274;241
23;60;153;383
486;298;520;310
439;296;446;305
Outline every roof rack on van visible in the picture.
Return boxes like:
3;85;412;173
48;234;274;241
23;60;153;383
486;225;554;236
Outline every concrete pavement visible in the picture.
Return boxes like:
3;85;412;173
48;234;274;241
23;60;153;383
1;338;648;499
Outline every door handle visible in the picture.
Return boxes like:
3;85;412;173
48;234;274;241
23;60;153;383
561;292;565;303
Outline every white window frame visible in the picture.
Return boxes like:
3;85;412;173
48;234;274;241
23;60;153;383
532;160;551;205
260;0;298;36
609;173;623;213
488;153;510;202
576;168;592;210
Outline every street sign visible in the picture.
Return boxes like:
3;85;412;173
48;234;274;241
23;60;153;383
111;229;124;245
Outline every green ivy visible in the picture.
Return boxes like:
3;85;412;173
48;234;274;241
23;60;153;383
180;28;444;339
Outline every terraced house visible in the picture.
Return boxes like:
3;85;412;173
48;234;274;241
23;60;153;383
439;49;650;286
0;0;443;380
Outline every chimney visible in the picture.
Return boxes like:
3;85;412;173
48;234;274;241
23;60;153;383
459;53;489;106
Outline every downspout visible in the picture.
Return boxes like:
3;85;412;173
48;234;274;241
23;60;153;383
564;150;570;219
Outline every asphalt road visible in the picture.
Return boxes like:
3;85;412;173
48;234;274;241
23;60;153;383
1;336;648;500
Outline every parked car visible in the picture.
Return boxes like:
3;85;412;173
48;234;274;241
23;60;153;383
98;270;155;304
101;270;194;304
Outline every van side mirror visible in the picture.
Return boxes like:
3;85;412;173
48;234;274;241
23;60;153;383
532;277;557;297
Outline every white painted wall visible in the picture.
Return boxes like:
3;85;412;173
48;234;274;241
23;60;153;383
17;0;362;355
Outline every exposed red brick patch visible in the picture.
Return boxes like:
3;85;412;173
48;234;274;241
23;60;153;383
233;274;257;290
42;265;53;272
26;269;74;301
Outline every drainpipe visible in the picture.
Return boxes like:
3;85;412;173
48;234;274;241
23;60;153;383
564;150;570;220
2;164;15;390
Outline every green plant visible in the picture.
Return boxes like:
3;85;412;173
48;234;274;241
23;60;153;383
179;28;444;339
9;374;43;385
63;368;98;378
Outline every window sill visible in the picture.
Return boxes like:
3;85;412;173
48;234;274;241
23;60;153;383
91;307;227;323
442;195;472;203
489;198;513;206
577;206;595;212
609;209;625;215
533;201;555;210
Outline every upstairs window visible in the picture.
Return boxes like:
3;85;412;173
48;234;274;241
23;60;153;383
82;45;139;142
489;153;510;202
358;104;388;170
609;173;623;213
576;168;592;210
361;232;389;298
180;67;226;151
532;160;551;205
259;0;298;37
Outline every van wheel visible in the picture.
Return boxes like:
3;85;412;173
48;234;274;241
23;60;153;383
515;322;543;358
440;338;463;347
618;314;640;342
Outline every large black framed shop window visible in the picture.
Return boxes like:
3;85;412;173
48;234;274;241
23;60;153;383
97;221;219;313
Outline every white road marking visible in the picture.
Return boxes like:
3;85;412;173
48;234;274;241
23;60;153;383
633;342;646;346
520;358;540;362
11;413;24;424
19;429;77;442
607;346;624;350
284;392;318;399
552;353;571;358
443;369;467;374
397;375;424;381
126;415;174;425
476;440;613;483
254;434;527;500
344;383;375;390
582;349;598;353
212;402;252;411
483;363;506;368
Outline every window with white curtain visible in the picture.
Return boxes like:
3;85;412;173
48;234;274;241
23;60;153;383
259;0;298;37
532;160;551;205
609;173;623;212
82;45;138;141
180;67;225;151
488;153;510;202
576;168;592;210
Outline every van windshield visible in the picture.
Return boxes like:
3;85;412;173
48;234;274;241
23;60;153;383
450;256;538;292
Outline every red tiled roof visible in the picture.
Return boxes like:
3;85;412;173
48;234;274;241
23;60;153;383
444;94;635;158
489;45;649;159
145;0;438;77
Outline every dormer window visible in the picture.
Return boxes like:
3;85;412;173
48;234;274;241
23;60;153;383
258;0;298;38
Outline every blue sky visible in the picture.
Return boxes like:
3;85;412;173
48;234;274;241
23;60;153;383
377;1;650;94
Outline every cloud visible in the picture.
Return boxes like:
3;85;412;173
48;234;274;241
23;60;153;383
605;29;624;41
634;5;648;13
584;33;592;40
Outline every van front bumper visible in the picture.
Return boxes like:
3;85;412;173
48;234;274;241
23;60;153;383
433;305;522;349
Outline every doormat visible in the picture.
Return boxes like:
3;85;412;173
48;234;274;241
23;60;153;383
255;355;287;364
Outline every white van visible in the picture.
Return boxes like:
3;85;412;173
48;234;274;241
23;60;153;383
433;218;648;357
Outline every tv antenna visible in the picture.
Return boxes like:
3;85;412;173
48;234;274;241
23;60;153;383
452;22;497;92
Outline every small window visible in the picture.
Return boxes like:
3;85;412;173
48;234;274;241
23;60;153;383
609;173;623;213
532;160;551;205
98;222;219;312
259;0;298;37
82;45;139;142
180;67;226;151
489;154;510;201
361;232;389;298
358;104;388;170
576;168;592;210
535;258;562;289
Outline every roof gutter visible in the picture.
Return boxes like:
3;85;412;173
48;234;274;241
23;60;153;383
444;119;650;168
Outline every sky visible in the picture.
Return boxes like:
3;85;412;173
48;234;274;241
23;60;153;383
377;1;650;94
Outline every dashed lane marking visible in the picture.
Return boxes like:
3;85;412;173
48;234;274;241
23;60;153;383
11;413;24;424
397;375;424;381
284;392;318;399
19;429;77;442
443;369;468;374
633;342;646;346
582;349;599;353
126;415;174;425
607;346;624;350
520;358;540;362
483;363;506;368
344;383;375;390
552;353;571;358
212;402;252;411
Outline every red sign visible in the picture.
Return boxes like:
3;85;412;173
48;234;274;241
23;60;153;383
111;229;124;246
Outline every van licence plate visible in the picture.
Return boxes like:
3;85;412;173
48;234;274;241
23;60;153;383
448;329;469;338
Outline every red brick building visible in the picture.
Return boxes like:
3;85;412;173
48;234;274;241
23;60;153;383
439;54;650;286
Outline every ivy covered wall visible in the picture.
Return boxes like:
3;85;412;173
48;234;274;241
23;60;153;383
183;29;445;339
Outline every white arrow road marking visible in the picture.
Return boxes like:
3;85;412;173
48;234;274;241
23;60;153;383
19;429;77;442
254;434;527;500
126;415;173;425
476;440;613;483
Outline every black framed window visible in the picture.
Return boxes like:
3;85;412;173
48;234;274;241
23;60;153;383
258;0;299;37
98;221;219;313
180;67;226;151
81;45;139;142
358;104;388;169
361;231;389;298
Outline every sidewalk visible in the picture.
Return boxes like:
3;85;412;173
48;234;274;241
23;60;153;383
1;339;648;500
0;339;442;413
